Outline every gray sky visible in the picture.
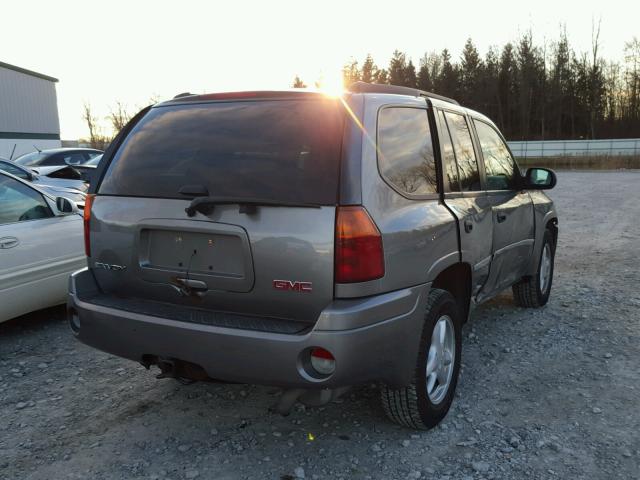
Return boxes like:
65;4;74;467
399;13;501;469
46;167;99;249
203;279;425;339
3;0;638;139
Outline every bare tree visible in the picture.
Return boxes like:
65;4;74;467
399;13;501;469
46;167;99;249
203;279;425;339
625;37;640;121
109;102;132;135
82;102;98;146
82;103;110;150
588;18;605;138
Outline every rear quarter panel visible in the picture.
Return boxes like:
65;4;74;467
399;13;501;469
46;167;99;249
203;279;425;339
335;95;459;298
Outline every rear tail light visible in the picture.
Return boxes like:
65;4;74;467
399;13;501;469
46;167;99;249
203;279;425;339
310;348;336;375
335;206;384;283
83;194;94;257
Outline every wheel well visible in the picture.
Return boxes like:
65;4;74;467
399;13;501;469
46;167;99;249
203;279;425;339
546;218;558;247
432;263;472;322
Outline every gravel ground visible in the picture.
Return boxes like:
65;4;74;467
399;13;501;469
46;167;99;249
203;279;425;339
1;170;639;480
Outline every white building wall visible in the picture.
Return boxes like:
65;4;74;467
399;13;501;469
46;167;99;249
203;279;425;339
0;139;62;159
0;63;61;158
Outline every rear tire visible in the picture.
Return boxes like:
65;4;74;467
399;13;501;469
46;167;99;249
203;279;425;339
380;288;462;430
512;228;555;308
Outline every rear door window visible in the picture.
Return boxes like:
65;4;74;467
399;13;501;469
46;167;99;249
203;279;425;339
436;110;461;192
377;107;438;196
473;120;517;190
98;99;345;205
444;112;481;191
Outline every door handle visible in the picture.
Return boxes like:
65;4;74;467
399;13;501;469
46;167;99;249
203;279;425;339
463;220;473;233
496;212;507;223
0;236;19;249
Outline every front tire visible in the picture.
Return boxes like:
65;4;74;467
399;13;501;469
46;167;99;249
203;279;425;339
380;288;462;430
512;228;555;308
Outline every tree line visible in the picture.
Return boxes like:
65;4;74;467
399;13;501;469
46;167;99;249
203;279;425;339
297;30;640;141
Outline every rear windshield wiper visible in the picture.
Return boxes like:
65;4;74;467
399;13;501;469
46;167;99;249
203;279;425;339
185;196;323;217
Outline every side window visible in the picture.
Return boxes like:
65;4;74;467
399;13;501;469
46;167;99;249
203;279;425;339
0;161;30;180
43;153;63;166
444;112;481;191
63;152;86;165
0;175;53;224
378;107;438;196
473;120;517;190
436;110;460;192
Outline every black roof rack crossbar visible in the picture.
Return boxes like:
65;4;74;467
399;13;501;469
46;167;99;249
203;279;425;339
347;81;459;106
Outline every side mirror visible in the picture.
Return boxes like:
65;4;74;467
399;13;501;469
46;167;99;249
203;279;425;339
56;196;79;215
524;167;556;190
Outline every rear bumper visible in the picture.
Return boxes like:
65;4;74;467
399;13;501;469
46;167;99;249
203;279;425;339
68;269;430;389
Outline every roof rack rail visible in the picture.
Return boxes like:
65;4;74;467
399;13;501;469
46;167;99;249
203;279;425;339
347;81;459;106
173;92;193;99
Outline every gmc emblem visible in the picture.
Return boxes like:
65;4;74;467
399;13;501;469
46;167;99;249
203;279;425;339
273;279;313;293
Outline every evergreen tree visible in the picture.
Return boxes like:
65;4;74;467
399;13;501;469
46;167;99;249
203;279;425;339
336;34;640;139
481;47;501;127
361;54;378;83
459;38;483;108
436;49;459;99
417;53;433;91
498;43;518;138
516;32;545;139
388;50;408;85
342;59;361;87
375;68;389;84
548;30;573;137
405;60;418;88
292;75;306;88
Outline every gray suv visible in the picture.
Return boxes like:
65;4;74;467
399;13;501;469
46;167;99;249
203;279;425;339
68;82;558;430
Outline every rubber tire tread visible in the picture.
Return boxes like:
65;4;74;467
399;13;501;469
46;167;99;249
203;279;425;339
380;288;461;430
513;228;555;308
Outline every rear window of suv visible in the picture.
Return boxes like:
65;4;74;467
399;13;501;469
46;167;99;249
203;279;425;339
98;98;345;204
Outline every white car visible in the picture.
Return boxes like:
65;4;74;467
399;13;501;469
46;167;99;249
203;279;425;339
0;158;87;208
0;171;85;322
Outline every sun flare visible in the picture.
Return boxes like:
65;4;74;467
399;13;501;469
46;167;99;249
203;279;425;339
314;70;345;97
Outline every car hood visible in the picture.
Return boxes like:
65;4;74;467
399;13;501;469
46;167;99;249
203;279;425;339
33;177;89;193
35;182;87;206
32;165;70;176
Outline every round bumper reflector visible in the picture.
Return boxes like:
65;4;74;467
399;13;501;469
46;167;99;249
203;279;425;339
310;347;336;375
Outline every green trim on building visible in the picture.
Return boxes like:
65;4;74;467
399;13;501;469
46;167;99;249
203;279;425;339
0;132;60;140
0;61;59;83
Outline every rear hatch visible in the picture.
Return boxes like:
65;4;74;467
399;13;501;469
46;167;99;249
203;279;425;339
89;95;345;327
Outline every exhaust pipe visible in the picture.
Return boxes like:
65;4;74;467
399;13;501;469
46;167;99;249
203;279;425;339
155;358;177;379
140;355;212;384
